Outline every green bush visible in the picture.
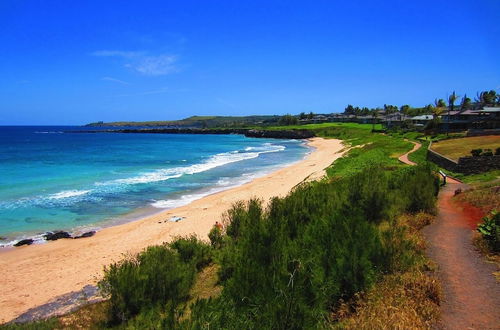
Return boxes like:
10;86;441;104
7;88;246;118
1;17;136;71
482;148;493;157
477;210;500;253
170;235;212;270
471;148;482;157
208;226;223;248
188;165;438;328
98;245;195;324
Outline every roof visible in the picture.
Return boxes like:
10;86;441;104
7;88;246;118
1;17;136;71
411;115;433;120
479;107;500;113
444;110;479;116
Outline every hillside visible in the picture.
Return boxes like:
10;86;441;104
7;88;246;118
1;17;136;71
85;115;281;128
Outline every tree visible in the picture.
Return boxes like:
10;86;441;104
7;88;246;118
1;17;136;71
344;105;354;114
435;98;447;108
426;105;443;134
460;94;472;110
278;114;298;126
424;104;435;114
476;90;497;107
371;110;379;131
307;111;314;120
299;112;307;120
400;104;411;115
447;91;459;136
383;104;398;114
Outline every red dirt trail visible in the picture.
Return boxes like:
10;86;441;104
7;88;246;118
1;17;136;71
423;181;500;329
400;141;500;329
398;140;421;165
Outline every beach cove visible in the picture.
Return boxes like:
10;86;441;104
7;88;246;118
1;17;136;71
0;137;344;323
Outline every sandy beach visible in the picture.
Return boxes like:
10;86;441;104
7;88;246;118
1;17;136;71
0;137;344;323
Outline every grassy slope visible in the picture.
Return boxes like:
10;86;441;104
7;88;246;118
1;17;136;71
86;115;279;127
430;136;500;161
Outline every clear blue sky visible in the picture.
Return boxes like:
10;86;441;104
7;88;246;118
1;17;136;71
1;0;499;125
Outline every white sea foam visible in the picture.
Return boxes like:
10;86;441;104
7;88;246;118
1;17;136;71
0;143;287;211
109;144;286;186
34;131;63;134
48;189;92;200
151;193;206;209
151;170;269;210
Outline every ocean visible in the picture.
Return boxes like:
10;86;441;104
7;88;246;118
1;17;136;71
0;126;310;245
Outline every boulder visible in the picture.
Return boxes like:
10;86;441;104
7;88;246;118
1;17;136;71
44;231;72;241
73;231;96;239
14;239;34;247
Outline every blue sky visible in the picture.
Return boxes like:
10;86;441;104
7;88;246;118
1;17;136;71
1;0;499;125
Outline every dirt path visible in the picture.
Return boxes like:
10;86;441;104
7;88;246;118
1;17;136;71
400;141;500;329
398;140;421;165
423;182;500;329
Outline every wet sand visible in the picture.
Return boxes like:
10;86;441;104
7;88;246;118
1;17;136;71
0;137;344;323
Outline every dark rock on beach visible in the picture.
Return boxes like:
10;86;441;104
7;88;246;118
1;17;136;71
73;231;96;239
14;239;34;247
44;231;72;241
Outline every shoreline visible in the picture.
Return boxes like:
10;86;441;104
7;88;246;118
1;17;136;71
0;141;313;249
0;137;344;323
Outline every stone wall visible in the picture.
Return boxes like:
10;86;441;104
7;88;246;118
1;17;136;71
427;142;500;174
426;146;459;172
456;155;500;174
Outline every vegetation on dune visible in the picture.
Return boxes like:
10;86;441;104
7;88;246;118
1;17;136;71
80;162;438;329
336;213;440;329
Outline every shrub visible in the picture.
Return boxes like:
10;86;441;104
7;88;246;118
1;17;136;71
189;165;438;328
477;210;500;253
495;147;500;155
482;148;493;157
98;245;195;324
208;226;223;248
170;235;212;270
471;148;482;157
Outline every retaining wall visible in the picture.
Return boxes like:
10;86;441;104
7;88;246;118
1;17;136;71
427;141;500;174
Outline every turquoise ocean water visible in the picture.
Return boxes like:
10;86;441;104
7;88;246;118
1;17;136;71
0;126;310;245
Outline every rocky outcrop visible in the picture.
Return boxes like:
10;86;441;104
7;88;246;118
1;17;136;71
43;231;71;241
73;231;96;239
67;128;316;139
14;239;34;247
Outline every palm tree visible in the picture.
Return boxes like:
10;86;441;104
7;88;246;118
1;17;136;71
447;91;459;136
426;104;442;134
460;94;472;111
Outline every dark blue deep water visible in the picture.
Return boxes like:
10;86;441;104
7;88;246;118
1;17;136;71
0;126;309;244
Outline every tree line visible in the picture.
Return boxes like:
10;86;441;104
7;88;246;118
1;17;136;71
343;89;500;117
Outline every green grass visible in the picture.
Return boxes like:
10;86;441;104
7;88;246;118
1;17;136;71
430;135;500;161
262;122;382;132
408;140;430;165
